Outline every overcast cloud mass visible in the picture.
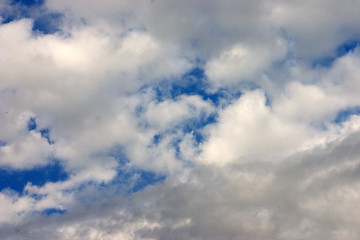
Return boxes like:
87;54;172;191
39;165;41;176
1;0;360;239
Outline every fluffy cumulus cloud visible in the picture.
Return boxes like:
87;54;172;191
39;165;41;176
1;0;360;239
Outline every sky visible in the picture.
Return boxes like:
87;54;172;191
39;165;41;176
1;0;360;239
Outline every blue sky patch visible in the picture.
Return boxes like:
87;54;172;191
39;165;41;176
182;113;217;144
313;40;360;68
337;40;360;56
110;167;166;193
334;106;360;123
42;208;66;216
0;161;69;193
154;67;242;106
106;146;166;193
32;12;63;34
152;134;162;145
92;145;165;193
39;128;54;144
150;112;217;147
2;0;63;34
11;0;45;7
27;117;37;131
27;118;55;144
131;171;166;192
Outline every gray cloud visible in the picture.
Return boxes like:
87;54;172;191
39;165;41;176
3;129;360;240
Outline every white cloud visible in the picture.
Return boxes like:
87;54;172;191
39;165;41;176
0;130;54;169
198;90;314;165
2;0;360;239
272;46;360;124
205;39;287;88
143;95;214;131
270;0;360;60
0;17;192;174
4;123;360;239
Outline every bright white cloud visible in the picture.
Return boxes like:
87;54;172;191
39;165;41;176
198;90;313;165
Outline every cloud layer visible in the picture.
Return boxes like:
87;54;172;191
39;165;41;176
1;0;360;239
